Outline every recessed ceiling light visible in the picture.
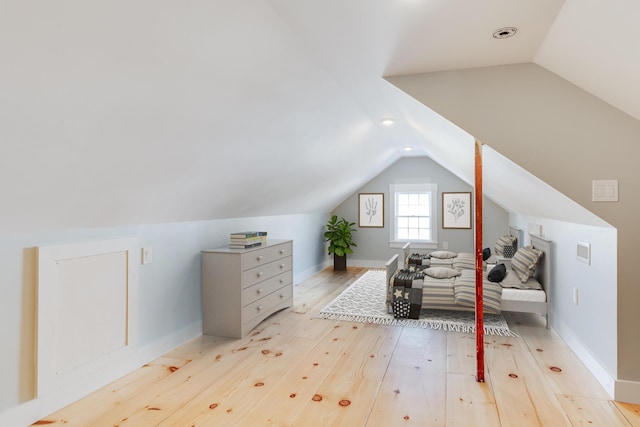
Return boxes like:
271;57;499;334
380;118;395;126
493;27;518;39
402;146;413;151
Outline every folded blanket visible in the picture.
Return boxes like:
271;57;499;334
390;270;424;319
406;253;430;268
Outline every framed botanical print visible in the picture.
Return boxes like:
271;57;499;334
442;192;472;229
358;193;384;228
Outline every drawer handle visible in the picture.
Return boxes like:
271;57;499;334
280;264;285;269
257;255;263;261
279;278;284;283
257;272;263;277
257;288;263;294
257;305;263;311
279;249;284;254
279;293;284;299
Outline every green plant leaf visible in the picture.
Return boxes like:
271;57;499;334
325;215;357;259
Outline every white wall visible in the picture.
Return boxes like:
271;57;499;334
331;156;510;265
0;212;327;425
510;215;617;393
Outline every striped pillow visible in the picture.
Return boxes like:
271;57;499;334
494;234;516;256
511;246;543;282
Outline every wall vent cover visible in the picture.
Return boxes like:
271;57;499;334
592;180;619;202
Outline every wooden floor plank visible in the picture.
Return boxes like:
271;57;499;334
367;327;447;426
161;321;361;426
511;312;611;400
558;394;633;426
446;331;476;375
34;267;631;427
37;356;191;427
232;323;367;426
446;372;501;427
86;327;281;426
616;401;640;426
291;267;365;315
485;333;571;426
162;334;227;360
290;323;402;427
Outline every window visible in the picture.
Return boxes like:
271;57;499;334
389;183;437;249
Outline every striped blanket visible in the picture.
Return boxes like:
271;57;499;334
390;268;502;316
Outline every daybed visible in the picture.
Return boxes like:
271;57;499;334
401;225;523;271
387;232;551;327
398;242;475;271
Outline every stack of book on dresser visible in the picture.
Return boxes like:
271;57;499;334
229;231;267;249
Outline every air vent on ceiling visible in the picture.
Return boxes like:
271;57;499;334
493;27;518;39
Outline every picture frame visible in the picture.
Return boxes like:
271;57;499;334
442;192;472;229
358;193;384;228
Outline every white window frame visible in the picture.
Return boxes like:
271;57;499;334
389;183;438;249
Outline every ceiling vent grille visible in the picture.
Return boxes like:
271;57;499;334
493;27;518;39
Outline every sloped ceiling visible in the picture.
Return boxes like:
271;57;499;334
1;0;637;232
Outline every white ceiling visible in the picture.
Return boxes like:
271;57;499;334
0;0;637;232
383;1;564;76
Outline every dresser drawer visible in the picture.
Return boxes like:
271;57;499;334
201;239;293;338
243;270;292;306
242;296;292;337
243;284;293;324
243;256;292;288
242;242;292;270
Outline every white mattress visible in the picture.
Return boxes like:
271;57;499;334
501;288;546;302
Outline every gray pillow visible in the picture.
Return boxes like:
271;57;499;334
424;267;461;279
430;250;457;259
487;263;506;282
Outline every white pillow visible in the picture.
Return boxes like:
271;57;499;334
430;250;457;259
424;267;461;279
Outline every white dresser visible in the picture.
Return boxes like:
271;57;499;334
201;239;293;338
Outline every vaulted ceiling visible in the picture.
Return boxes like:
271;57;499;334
1;0;637;232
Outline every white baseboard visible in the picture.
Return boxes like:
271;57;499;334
615;379;640;404
320;258;389;270
552;315;615;398
294;260;331;283
133;320;203;368
348;259;387;268
0;321;202;427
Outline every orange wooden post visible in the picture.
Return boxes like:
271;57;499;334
475;140;485;382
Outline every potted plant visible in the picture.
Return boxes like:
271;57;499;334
324;215;357;270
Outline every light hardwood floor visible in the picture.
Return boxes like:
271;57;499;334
36;267;640;426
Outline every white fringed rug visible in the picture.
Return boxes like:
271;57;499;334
316;269;516;337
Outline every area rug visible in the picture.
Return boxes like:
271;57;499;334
316;269;517;337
